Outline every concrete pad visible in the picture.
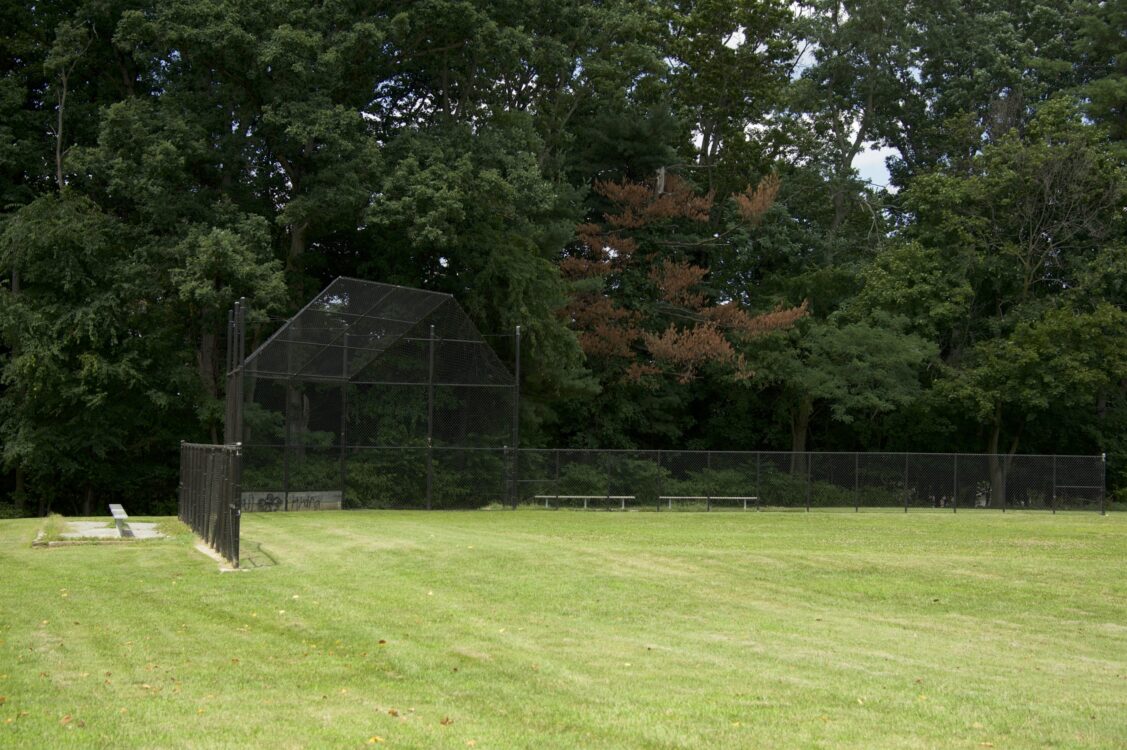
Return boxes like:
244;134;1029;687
61;521;165;540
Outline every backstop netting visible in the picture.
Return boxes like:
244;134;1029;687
229;277;516;510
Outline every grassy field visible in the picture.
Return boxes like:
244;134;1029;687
1;511;1125;749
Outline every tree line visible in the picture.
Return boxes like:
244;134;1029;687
1;0;1124;515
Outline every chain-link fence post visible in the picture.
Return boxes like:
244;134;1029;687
1005;455;1014;514
426;324;435;511
805;452;811;512
1051;454;1057;514
854;452;860;512
706;450;712;512
904;453;909;513
1101;453;1107;515
340;331;348;506
953;454;958;514
231;442;242;568
511;325;521;509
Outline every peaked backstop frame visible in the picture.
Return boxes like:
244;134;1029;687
226;277;519;510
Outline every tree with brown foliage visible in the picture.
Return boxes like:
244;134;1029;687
562;173;805;385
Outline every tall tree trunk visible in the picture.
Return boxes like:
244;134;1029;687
790;395;813;475
14;466;24;513
83;483;93;517
55;69;68;191
987;406;1021;507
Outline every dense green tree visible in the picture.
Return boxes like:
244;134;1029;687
859;98;1125;497
0;195;194;514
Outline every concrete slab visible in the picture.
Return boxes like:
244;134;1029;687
61;521;165;540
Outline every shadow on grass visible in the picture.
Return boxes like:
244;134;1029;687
238;539;279;569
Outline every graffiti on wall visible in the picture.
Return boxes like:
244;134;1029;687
240;491;342;512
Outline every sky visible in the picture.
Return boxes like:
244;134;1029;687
853;144;897;191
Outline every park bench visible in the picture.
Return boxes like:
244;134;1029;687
534;494;635;510
108;504;133;538
658;495;758;511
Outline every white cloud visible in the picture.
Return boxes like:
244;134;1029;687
853;144;898;191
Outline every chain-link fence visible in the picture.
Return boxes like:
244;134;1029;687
179;442;242;566
201;279;1107;515
515;450;1107;513
229;278;518;511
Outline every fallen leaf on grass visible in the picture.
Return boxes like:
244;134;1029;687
467;741;476;747
0;696;5;704
387;709;399;717
60;715;72;726
441;717;454;726
367;736;384;744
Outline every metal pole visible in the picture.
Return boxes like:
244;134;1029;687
179;441;186;523
707;451;712;512
283;321;290;512
805;453;810;512
904;453;909;513
224;309;234;444
656;450;662;512
1002;455;1007;513
953;454;958;514
340;331;348;506
854;452;859;513
512;325;521;509
234;299;246;444
426;324;435;510
1051;454;1056;514
1101;452;1106;515
232;442;242;568
755;453;761;511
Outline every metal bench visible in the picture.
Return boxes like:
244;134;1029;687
534;494;635;510
108;504;133;537
658;495;758;511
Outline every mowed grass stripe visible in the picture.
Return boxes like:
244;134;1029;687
0;511;1124;749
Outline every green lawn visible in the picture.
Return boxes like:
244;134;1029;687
1;511;1125;749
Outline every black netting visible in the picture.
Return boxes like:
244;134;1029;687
233;278;516;509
